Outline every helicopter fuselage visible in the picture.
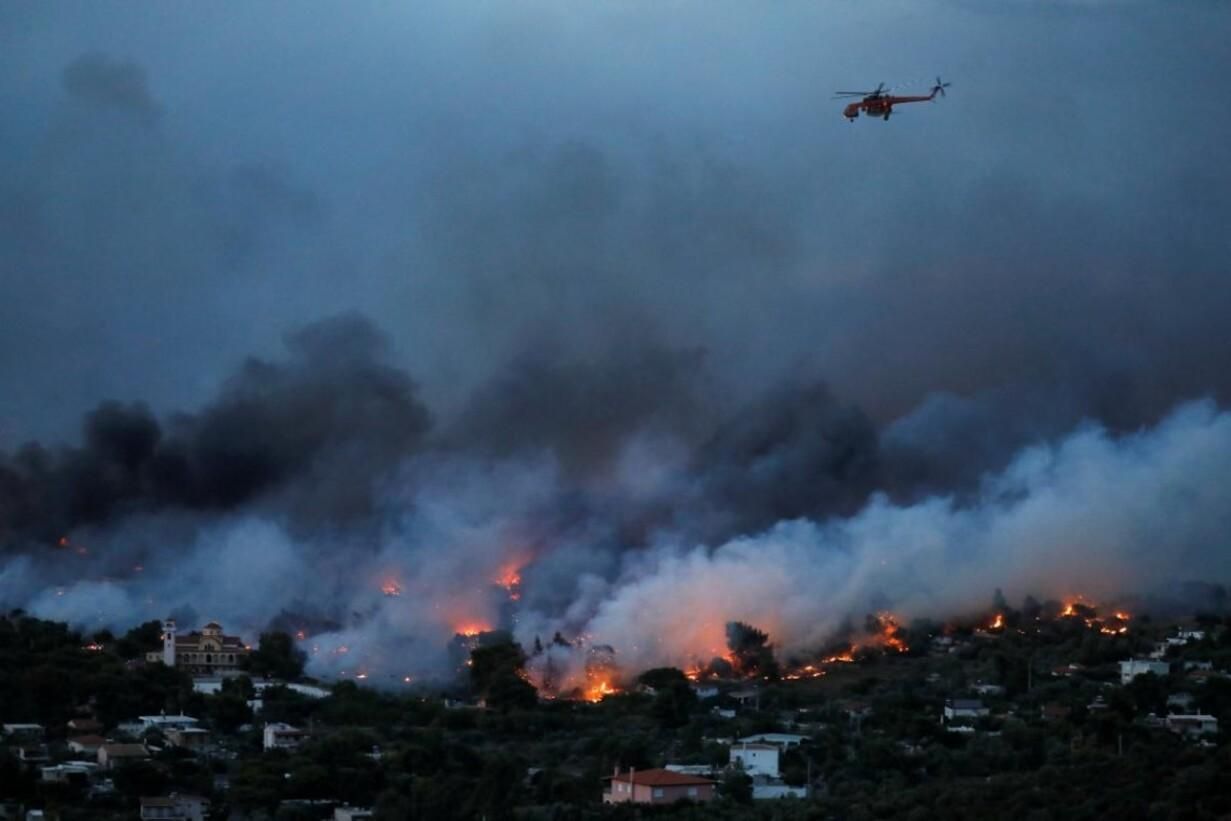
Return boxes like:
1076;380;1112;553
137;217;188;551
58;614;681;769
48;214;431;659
843;91;938;121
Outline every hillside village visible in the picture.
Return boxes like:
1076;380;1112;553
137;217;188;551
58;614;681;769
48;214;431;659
3;594;1231;820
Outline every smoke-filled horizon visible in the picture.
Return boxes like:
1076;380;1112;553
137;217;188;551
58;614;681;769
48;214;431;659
1;2;1230;683
2;314;1230;685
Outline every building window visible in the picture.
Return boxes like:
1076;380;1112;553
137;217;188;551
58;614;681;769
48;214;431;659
688;787;698;797
653;788;664;798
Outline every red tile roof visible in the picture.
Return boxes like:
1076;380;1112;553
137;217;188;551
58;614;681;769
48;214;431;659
611;768;715;786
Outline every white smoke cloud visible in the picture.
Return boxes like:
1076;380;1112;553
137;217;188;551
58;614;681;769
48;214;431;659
578;399;1231;671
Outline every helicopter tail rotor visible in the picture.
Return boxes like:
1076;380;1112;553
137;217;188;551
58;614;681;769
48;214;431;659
932;76;951;98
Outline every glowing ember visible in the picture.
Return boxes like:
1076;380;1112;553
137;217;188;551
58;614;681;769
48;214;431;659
82;643;103;652
784;663;827;680
455;624;488;638
990;613;1005;630
380;580;402;597
1114;611;1132;622
295;630;307;641
57;536;70;548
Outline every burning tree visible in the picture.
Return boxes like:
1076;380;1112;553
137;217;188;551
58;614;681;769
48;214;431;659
725;621;779;680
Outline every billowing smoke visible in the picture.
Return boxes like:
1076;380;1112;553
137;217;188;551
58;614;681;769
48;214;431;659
3;313;1229;686
0;314;429;544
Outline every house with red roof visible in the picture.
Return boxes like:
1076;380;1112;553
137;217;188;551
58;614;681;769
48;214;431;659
602;767;715;804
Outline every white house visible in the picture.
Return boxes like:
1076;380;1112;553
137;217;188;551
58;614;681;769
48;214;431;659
138;715;199;732
691;684;719;700
738;733;808;748
263;722;310;751
2;724;44;740
942;699;989;722
730;743;779;778
1120;659;1170;685
41;763;96;783
1165;714;1218;738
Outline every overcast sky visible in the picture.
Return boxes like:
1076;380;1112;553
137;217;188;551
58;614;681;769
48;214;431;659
2;1;1230;447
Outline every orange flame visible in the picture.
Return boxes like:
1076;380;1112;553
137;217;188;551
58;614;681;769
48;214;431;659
380;579;402;597
584;679;615;702
495;564;523;601
875;612;909;653
990;613;1005;630
455;623;489;638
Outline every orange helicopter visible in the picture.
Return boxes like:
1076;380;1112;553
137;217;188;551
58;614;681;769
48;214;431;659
834;77;950;121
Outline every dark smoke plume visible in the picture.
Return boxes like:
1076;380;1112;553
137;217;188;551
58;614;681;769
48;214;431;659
0;314;430;547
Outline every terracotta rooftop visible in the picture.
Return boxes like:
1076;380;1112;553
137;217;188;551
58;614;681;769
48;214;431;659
611;768;715;786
